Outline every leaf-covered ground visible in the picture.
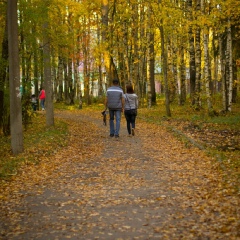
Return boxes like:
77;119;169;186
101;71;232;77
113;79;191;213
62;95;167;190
139;107;240;194
0;109;239;239
164;118;240;151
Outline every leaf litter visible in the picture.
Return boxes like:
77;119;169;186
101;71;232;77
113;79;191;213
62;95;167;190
0;109;239;239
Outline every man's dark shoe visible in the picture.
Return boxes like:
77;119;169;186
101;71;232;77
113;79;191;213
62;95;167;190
110;134;114;137
115;135;119;138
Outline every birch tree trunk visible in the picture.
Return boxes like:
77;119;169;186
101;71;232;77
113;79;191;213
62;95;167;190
147;64;152;109
203;30;213;112
75;58;82;109
8;0;24;154
158;0;171;116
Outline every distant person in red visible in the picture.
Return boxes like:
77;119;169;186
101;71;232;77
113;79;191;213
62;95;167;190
39;88;46;111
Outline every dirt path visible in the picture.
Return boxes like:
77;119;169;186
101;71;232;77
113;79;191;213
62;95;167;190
0;110;239;239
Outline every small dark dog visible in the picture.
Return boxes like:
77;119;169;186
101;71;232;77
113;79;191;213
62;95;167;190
101;111;107;126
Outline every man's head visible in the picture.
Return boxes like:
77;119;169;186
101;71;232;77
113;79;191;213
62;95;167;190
112;79;119;85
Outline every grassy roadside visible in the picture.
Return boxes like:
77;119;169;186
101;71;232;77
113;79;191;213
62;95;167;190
0;111;68;179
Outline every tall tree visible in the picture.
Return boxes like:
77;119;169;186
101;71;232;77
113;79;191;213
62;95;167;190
203;29;212;112
187;0;196;106
101;0;118;84
0;8;9;135
179;44;186;105
148;5;156;106
158;0;171;117
194;0;201;109
43;1;54;126
202;0;212;113
7;0;23;154
226;19;233;111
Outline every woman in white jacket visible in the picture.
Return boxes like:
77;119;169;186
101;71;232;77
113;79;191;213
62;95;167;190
124;84;138;136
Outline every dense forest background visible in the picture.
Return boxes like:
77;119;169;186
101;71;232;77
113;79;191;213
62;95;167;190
0;0;240;154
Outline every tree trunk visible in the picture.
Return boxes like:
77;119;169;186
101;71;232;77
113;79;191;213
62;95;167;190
189;36;196;104
33;24;39;109
227;19;233;111
179;45;186;105
195;25;201;109
147;63;152;109
132;3;140;95
232;24;239;103
101;0;110;83
149;32;156;105
160;25;171;117
147;17;152;108
63;58;68;101
0;13;8;133
8;0;24;154
68;57;74;105
96;16;104;97
187;0;196;106
74;58;82;109
219;34;227;111
56;57;64;102
232;61;237;103
212;33;219;94
43;15;54;126
101;0;118;83
149;6;156;106
203;30;213;113
158;0;170;115
171;42;178;103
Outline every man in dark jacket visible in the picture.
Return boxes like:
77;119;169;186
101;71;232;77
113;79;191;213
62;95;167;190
104;79;125;138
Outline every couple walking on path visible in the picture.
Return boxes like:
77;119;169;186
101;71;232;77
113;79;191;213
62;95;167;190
104;79;138;138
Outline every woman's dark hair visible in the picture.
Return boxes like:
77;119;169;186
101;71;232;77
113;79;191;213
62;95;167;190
126;84;134;94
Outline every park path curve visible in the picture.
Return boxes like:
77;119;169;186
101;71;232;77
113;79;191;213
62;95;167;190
0;110;239;239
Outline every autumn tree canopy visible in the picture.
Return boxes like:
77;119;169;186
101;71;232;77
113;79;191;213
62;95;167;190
0;0;240;137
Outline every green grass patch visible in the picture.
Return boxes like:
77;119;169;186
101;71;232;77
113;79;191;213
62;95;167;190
209;115;240;126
